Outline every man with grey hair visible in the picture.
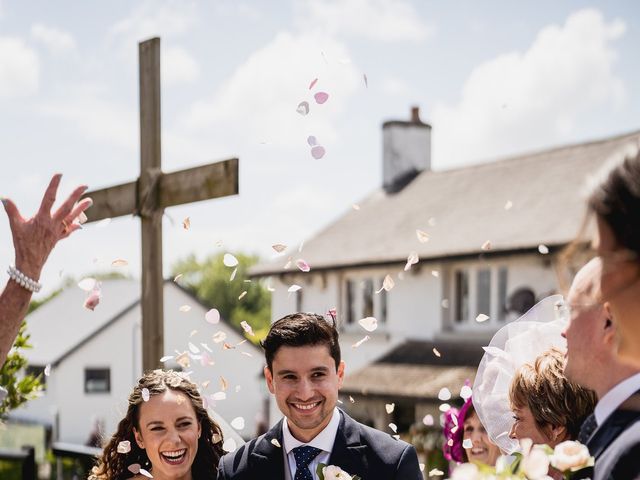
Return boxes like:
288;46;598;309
562;257;640;479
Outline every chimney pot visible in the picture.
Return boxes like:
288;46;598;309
411;106;421;123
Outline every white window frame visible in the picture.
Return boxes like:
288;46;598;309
343;275;388;331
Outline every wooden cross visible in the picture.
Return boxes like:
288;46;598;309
81;38;238;372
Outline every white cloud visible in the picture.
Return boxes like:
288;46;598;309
0;37;39;98
432;8;626;167
31;23;76;53
177;31;360;149
162;46;200;86
380;76;412;96
109;0;196;46
39;85;137;150
295;0;432;42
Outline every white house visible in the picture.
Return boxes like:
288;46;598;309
251;106;640;432
8;278;266;445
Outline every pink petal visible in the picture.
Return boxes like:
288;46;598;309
205;309;220;324
296;259;310;272
314;92;329;104
84;289;101;311
307;135;317;146
309;78;318;90
311;145;326;159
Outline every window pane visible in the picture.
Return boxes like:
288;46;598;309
379;279;387;323
363;279;374;318
85;368;111;394
455;270;469;322
346;280;355;324
295;289;303;312
477;269;491;318
498;267;508;321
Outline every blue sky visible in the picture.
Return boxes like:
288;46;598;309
1;0;638;295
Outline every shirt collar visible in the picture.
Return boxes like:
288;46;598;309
595;372;640;425
282;408;341;454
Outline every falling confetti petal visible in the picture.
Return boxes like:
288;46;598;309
311;145;326;159
78;277;97;292
462;438;473;449
382;274;394;291
298;241;305;252
223;438;237;453
223;253;238;267
431;270;440;278
441;299;450;309
404;251;419;271
296;259;311;272
141;388;150;402
212;331;227;343
182;217;190;230
352;335;370;348
385;403;395;414
176;352;190;369
84;288;101;311
220;377;228;391
213;391;226;401
481;240;492;251
389;423;398;433
314;92;329;104
296;101;309;115
504;200;513;210
190;330;198;337
308;78;318;90
429;468;444;477
44;364;51;376
538;244;549;254
230;268;238;281
423;414;434;426
128;464;141;474
212;433;222;443
205;309;221;325
188;342;200;354
139;469;153;478
358;317;378;332
460;385;473;400
307;135;317;146
179;305;191;312
231;417;245;430
160;355;173;363
416;230;430;243
117;441;131;454
439;403;451;412
240;321;255;336
112;258;128;267
433;347;441;358
420;464;425;473
271;438;281;448
272;244;287;253
173;273;183;282
476;313;490;323
363;73;368;88
238;291;247;300
288;284;302;293
349;396;355;403
438;388;452;401
428;217;436;226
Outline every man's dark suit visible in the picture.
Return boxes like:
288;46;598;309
576;390;640;480
217;410;422;479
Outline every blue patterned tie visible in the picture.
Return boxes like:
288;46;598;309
292;445;322;480
578;413;598;444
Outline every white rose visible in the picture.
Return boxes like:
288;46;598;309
550;440;594;471
521;446;550;480
322;465;353;480
450;463;482;480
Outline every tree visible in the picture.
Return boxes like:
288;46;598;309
171;252;271;342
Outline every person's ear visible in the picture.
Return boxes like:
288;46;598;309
602;303;616;346
133;427;144;449
336;361;345;389
264;365;275;394
547;424;567;443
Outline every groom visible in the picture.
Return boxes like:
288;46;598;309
217;312;422;479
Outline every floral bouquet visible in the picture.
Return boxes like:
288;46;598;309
316;463;362;480
450;439;593;480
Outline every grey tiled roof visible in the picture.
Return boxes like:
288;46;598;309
252;130;640;276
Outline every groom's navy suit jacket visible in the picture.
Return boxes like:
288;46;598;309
578;389;640;480
217;410;422;480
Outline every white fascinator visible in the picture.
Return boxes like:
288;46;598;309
472;294;568;454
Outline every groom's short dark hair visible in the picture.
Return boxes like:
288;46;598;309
262;312;341;372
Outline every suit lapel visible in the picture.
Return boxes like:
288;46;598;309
249;419;286;479
327;411;369;478
589;390;640;459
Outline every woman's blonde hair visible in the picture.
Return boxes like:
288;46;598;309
510;347;596;439
90;369;224;480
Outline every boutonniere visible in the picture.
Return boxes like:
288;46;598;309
316;463;362;480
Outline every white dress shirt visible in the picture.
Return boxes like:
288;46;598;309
594;372;640;427
282;408;341;480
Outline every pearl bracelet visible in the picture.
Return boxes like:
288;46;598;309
7;265;42;293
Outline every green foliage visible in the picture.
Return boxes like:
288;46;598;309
0;321;42;417
171;252;271;342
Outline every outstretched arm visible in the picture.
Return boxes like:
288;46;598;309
0;174;92;365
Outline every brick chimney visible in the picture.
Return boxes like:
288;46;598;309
382;106;431;193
